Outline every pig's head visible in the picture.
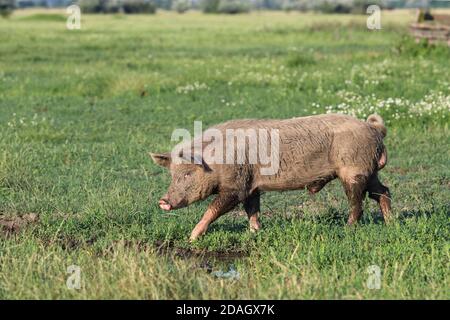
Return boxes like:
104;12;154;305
150;152;216;211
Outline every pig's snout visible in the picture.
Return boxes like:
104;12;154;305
159;196;172;211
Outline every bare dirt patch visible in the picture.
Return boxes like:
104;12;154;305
0;213;39;237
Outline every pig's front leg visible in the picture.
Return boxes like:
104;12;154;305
244;191;261;232
189;193;239;242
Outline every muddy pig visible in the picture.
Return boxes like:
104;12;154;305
150;113;391;241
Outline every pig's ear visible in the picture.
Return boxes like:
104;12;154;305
149;152;171;168
191;154;212;172
179;151;211;172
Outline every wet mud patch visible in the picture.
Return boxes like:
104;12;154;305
42;236;249;264
39;235;248;280
153;240;248;262
92;239;249;278
154;240;248;278
0;213;39;237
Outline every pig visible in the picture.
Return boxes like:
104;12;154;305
150;113;391;241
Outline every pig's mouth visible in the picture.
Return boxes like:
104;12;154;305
159;199;172;211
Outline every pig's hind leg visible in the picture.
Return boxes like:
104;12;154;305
367;174;392;223
244;191;262;232
190;193;239;242
339;168;370;225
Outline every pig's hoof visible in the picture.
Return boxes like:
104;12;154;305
189;234;204;243
346;219;359;226
189;233;200;242
189;225;207;242
249;222;261;233
383;215;393;224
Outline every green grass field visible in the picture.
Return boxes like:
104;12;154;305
0;10;449;299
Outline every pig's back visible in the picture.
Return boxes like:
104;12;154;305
212;114;381;192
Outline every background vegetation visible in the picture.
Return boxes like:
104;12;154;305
8;0;450;15
0;10;449;299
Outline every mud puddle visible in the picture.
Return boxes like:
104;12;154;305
154;240;248;278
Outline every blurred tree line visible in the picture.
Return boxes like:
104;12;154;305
2;0;449;16
77;0;156;13
0;0;15;17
